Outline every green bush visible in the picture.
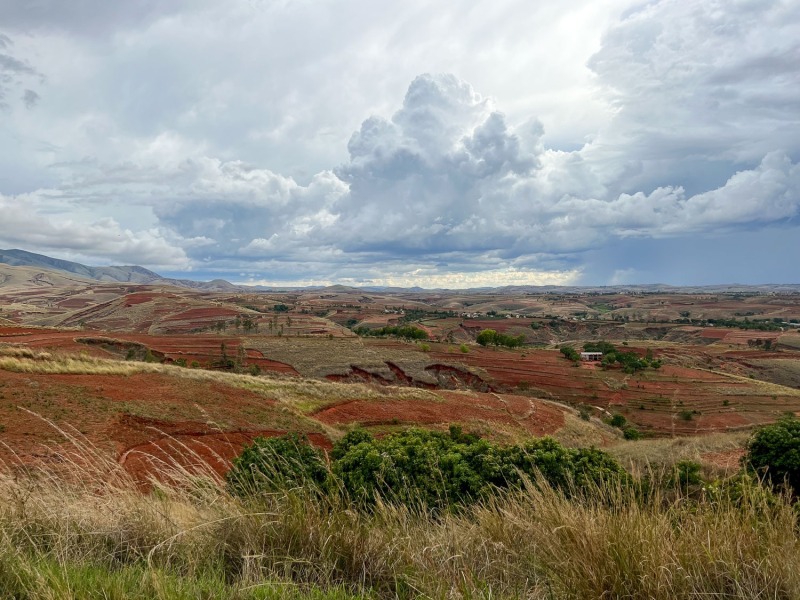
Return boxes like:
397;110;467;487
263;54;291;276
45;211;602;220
583;341;616;354
744;416;800;494
608;414;626;428
670;460;702;488
332;427;489;507
622;426;641;440
560;346;580;361
331;427;629;509
227;428;630;510
354;325;428;341
226;433;330;497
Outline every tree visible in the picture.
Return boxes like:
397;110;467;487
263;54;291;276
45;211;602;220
476;329;498;346
560;346;580;362
744;416;800;494
476;329;524;348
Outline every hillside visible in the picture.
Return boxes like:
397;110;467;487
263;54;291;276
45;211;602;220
0;248;236;291
0;263;96;289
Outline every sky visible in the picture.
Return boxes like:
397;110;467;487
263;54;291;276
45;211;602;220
0;0;798;288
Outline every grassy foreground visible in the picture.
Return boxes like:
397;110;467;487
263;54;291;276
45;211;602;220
1;439;800;600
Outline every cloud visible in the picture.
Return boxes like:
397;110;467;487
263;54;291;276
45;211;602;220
0;1;209;37
0;1;798;286
0;35;41;111
0;191;188;268
24;69;797;285
120;70;797;287
243;266;582;290
585;0;800;193
21;88;38;109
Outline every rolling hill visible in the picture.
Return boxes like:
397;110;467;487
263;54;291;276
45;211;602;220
0;248;237;291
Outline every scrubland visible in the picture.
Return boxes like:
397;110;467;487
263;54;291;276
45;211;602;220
1;431;799;600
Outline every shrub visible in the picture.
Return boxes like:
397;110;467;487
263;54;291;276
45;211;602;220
609;414;626;428
226;433;330;497
583;341;616;354
332;427;488;507
622;426;641;440
459;343;470;353
743;416;800;494
670;460;703;488
354;325;428;341
678;410;693;421
330;428;374;461
560;346;580;362
331;428;628;509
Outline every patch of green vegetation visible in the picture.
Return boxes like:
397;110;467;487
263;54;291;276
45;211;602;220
590;303;616;313
0;557;365;600
476;329;525;348
353;325;428;341
560;346;580;362
744;416;800;494
230;428;630;510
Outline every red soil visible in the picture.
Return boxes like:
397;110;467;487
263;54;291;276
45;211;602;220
124;293;156;305
116;416;331;489
700;328;730;339
313;391;565;437
421;346;797;436
721;331;782;345
701;448;745;472
0;327;299;375
162;307;240;321
0;366;318;486
57;298;95;309
462;319;533;333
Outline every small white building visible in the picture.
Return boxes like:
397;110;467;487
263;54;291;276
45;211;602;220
580;351;603;361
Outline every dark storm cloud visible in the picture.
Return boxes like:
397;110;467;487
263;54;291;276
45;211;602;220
21;89;38;109
0;34;41;112
585;0;800;195
0;1;205;37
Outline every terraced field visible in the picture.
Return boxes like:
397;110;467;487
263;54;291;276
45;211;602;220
2;278;800;487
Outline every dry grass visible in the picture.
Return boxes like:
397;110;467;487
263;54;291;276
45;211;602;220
698;366;800;397
0;346;442;444
1;426;799;599
608;431;750;477
0;345;436;403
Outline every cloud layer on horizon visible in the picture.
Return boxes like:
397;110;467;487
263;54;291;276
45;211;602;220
0;0;798;287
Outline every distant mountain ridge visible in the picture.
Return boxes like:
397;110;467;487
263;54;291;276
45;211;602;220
0;249;237;291
1;248;798;294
